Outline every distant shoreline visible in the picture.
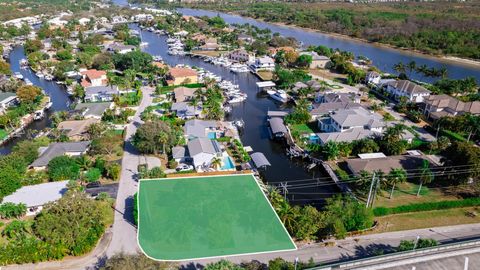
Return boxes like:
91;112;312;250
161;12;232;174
181;8;480;69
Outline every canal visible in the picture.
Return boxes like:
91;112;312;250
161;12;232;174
134;24;336;205
0;46;71;155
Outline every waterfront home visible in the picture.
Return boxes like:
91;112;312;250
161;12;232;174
167;67;198;86
346;152;433;175
423;94;480;120
57;118;100;141
106;43;136;54
184;119;219;140
80;69;107;87
111;15;128;24
384;80;431;103
0;92;18;114
199;38;220;51
171;102;202;119
132;13;154;22
174;87;198;102
268;117;288;139
251;56;275;72
366;71;381;85
317;127;379;145
84;85;119;102
310;102;362;120
30;141;91;170
237;33;255;44
299;51;330;69
187;137;223;171
2;181;69;216
227;49;255;63
318;107;385;133
315;92;361;104
74;102;113;119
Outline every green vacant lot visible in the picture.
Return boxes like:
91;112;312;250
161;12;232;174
138;174;296;261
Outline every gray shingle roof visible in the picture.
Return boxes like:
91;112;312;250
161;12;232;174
386;80;430;95
184;119;217;138
269;117;288;135
30;141;91;167
187;138;221;156
331;107;384;128
2;181;69;207
85;85;119;96
74;102;112;117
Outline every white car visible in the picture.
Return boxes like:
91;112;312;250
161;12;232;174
176;164;194;172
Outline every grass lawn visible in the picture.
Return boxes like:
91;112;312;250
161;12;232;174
257;70;273;81
372;207;480;233
374;182;460;209
138;174;296;261
0;129;8;140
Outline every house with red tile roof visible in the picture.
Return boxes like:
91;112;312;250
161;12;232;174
80;69;107;87
167;67;198;86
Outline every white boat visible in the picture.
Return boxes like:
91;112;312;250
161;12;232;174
44;74;54;81
33;110;45;120
45;101;53;110
224;106;232;114
14;72;23;80
140;42;148;47
24;78;33;85
227;94;247;104
234;120;244;128
153;55;163;61
36;72;44;78
267;89;289;103
230;63;250;73
19;59;28;67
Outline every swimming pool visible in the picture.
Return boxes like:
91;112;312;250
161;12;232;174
221;156;235;170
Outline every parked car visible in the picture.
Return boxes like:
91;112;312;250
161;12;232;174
176;164;194;172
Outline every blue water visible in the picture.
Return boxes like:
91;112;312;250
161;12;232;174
221;156;235;170
208;132;217;139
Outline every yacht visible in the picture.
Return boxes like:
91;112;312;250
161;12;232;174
140;41;148;47
35;72;44;79
267;89;289;103
33;109;45;120
44;74;54;81
24;78;33;85
230;63;249;73
14;72;23;80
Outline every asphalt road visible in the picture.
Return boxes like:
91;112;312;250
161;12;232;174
105;86;154;257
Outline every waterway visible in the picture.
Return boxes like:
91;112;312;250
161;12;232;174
176;8;480;83
134;24;335;205
0;46;71;154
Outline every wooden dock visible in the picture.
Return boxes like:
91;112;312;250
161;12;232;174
321;161;357;199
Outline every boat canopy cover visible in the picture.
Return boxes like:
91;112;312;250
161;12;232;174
256;81;276;88
251;152;271;168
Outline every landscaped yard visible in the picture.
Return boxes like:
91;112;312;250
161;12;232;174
374;182;460;209
0;129;8;140
137;174;296;260
257;70;273;81
372;207;480;233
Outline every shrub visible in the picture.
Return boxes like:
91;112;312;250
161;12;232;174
133;193;138;225
85;168;101;183
0;203;27;219
373;198;480;216
397;238;438;251
47;156;80;181
106;163;121;181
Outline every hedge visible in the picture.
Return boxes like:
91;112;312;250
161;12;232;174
373;197;480;216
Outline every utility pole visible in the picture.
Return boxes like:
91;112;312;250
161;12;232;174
366;172;376;208
435;123;441;139
413;235;420;250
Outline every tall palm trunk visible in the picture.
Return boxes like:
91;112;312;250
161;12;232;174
389;182;396;199
416;181;423;197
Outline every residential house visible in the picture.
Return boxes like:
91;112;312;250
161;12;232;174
106;43;136;54
319;107;385;133
346;153;433;175
132;14;154;22
30;141;91;170
315;92;361;104
167;67;198;86
237;33;254;44
57;118;100;141
187;137;222;171
384;80;431;103
310;102;362;120
199;37;219;51
184;119;218;140
174;87;197;102
423;94;480;120
80;69;107;87
299;51;330;69
84;85;119;102
251;56;275;72
227;49;255;63
111;15;128;24
172;146;190;164
74;102;113;119
0;92;18;114
366;71;381;85
78;17;91;26
171;102;201;119
2;181;69;216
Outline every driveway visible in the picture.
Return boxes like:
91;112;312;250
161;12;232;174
106;86;154;257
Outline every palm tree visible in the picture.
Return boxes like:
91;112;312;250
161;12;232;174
387;168;407;199
276;200;297;233
189;96;200;117
407;61;416;78
210;157;222;170
393;62;406;75
322;141;340;161
438;66;448;79
158;131;168;155
417;160;434;196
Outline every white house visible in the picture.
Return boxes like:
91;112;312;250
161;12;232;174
0;92;19;114
365;71;381;85
227;49;255;63
84;85;119;102
111;15;128;24
384;80;431;103
251;56;275;72
319;107;385;133
187;138;222;171
78;17;91;26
